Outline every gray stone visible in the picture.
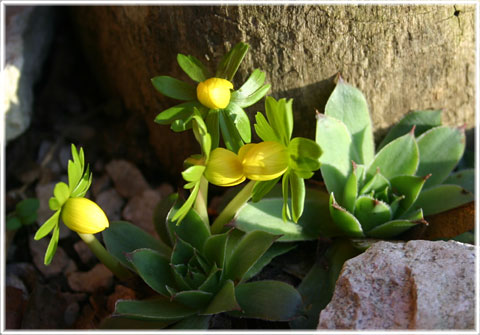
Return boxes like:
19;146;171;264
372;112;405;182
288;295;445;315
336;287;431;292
318;240;475;330
73;240;94;264
67;263;114;293
95;188;124;221
122;188;162;236
29;236;77;278
105;160;150;198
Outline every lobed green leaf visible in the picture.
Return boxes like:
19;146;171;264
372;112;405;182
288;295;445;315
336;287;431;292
34;211;60;241
288;137;322;174
289;171;305;223
44;224;60;265
151;76;197;101
205;109;220;149
219;109;244;153
215;42;249;81
224;103;251;143
254;112;279;143
177;53;211;83
154;101;202;125
265;96;293;146
251;177;281;203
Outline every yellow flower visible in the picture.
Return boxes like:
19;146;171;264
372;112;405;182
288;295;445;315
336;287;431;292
239;142;289;181
61;198;109;234
197;78;233;110
204;147;245;187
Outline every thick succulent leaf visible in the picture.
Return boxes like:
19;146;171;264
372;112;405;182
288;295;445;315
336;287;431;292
290;171;305;223
205;109;220;149
232;280;302;321
243;243;296;282
44;224;60;265
325;79;374;165
153;194;178;248
127;248;174;296
342;168;357;213
224;229;245;262
329;193;364;238
416;126;465;189
100;316;173;329
359;171;390;195
444;168;475;194
225;230;279;282
366;131;419;180
224;103;251;143
288;137;322;174
412;184;474;216
378;109;442;149
202;230;231;269
219;109;244;153
254;112;279;143
34;211;60;240
202;280;240;315
169;315;211;330
367;219;422;239
315;114;354;202
265;96;293;146
251;177;281;203
154;101;202;125
173;290;213;310
103;221;171;269
114;298;196;321
151;76;197;101
215;42;249;81
171;237;195;265
390;175;428;217
354;196;392;232
171;264;192;291
198;266;221;293
177;53;211;83
234;188;339;241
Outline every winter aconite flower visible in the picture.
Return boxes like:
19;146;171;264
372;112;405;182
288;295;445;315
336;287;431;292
61;198;109;234
197;78;233;110
204;147;245;187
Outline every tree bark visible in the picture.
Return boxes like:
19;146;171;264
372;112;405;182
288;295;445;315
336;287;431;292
71;5;475;177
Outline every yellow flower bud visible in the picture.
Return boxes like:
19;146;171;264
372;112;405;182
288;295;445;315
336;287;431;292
239;141;289;181
61;198;109;234
204;147;245;187
197;78;233;110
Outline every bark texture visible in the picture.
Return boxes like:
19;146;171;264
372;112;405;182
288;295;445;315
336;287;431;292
71;5;475;176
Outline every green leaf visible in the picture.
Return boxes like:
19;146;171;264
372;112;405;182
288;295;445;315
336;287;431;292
367;219;421;239
390;175;427;216
103;221;171;269
289;171;305;223
205;109;220;149
366;131;419;180
192;114;211;160
251;177;281;203
282;172;291;222
315;114;354;202
181;165;205;183
71;165;92;198
225;230;279;282
202;280;240;314
16;198;39;220
243;243;296;282
53;182;70;206
288;137;322;174
6;216;22;231
68;160;82;193
359;171;390;195
416;126;465;189
34;211;60;240
215;42;249;81
151;76;197;101
412;184;474;216
127;248;174;296
329;193;364;238
202;230;231;269
379;109;442;149
173;290;213;310
325;239;361;292
224;103;251;143
198;266;221;293
153;194;178;248
231;84;271;108
44;224;60;265
265;96;293;146
233;280;302;321
154;101;202;125
354;196;392;232
177;53;211;83
342;167;357;213
171;264;192;291
325;79;374;165
171;182;200;224
231;69;270;108
171;116;194;132
169;315;211;330
254;112;279;142
115;298;196;321
219;108;244;153
171;237;194;265
48;197;60;211
444;168;475;194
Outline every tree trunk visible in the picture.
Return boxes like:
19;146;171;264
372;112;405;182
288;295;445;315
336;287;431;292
71;5;475;177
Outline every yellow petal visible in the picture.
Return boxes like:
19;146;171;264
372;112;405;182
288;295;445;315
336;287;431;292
197;78;233;110
239;141;289;181
205;148;245;187
61;198;109;234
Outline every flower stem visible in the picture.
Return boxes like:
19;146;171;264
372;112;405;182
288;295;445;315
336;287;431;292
77;233;131;280
210;180;255;234
194;176;209;225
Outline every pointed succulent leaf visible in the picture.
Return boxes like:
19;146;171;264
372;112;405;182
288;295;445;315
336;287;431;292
265;96;293;146
171;264;192;291
215;42;249;81
389;193;405;216
202;280;240;315
224;103;251;143
169;315;211;330
412;184;474;216
254;112;279;143
251;177;281;203
127;248;174;296
153;194;178;248
315;114;354;201
354;195;392;232
287;137;322;173
325;78;374;165
379;109;442;149
114;298;196;321
154;101;203;125
359;170;390;195
366;131;419;180
34;211;60;241
402;208;424;221
177;53;211;83
342;166;358;212
173;290;213;310
205;109;220;149
416;126;465;189
198;266;221;293
444;168;474;194
232;280;302;321
171;237;195;265
44;223;60;265
225;230;279;282
103;221;171;269
219;109;244;153
329;193;364;238
151;76;197;101
367;219;424;239
203;230;231;269
243;243;296;282
390;175;428;217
